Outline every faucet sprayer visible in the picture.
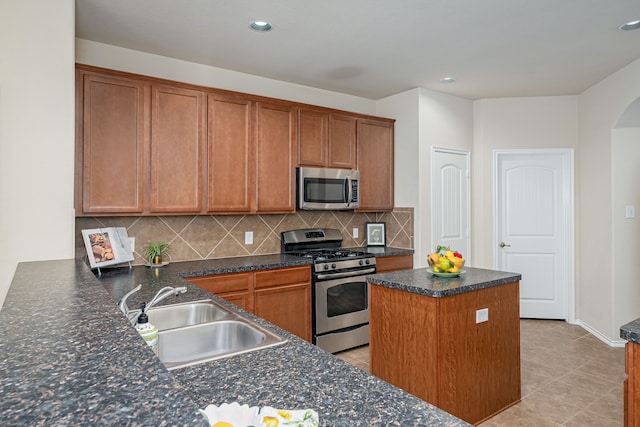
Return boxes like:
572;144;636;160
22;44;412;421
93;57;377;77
118;284;187;325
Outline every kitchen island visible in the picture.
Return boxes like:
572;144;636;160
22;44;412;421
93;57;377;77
621;318;640;426
367;267;522;425
0;256;470;426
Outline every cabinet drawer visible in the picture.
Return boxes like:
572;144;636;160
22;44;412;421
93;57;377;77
255;266;311;289
186;272;251;294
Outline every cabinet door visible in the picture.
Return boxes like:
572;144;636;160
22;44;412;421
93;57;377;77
79;72;148;214
150;86;205;213
255;102;297;213
255;284;312;342
298;108;328;167
329;114;356;169
357;119;394;211
255;266;312;342
208;94;254;213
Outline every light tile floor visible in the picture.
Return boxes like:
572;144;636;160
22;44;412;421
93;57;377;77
335;319;625;426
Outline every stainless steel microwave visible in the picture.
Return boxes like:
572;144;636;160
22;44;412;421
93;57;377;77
297;167;359;210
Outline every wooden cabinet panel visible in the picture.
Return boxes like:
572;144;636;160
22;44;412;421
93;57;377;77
370;281;521;425
627;341;640;427
328;114;356;169
438;283;521;424
79;72;148;213
357;119;394;211
370;285;439;403
298;111;356;169
150;86;205;213
376;254;413;273
298;108;328;167
255;283;311;342
255;102;297;213
208;94;254;212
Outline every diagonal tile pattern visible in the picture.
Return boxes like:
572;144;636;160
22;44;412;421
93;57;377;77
75;208;413;265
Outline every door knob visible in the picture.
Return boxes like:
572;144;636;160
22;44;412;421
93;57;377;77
499;242;511;248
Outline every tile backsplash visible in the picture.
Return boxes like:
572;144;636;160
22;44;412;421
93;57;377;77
75;208;413;266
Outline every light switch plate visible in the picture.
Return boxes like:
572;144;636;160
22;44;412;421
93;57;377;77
626;205;636;219
476;308;489;323
353;227;359;239
245;231;253;245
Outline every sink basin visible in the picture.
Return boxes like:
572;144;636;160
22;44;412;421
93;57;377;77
157;319;286;370
136;299;229;331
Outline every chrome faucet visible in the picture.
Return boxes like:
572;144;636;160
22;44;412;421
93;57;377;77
118;284;187;324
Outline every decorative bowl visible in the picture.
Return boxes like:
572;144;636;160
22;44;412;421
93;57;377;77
427;268;466;278
199;402;260;427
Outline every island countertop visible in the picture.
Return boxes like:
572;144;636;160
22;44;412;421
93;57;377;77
621;318;640;344
0;255;470;427
367;266;522;297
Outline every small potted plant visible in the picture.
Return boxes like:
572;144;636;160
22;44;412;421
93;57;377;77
141;241;171;266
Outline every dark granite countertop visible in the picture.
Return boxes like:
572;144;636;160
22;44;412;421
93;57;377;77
621;318;640;343
367;266;521;297
0;254;470;426
356;246;415;257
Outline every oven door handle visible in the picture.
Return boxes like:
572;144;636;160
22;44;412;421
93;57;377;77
316;267;377;280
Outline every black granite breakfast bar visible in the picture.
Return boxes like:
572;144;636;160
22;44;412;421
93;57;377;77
0;255;471;426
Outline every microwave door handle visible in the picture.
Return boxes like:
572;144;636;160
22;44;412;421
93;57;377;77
346;177;352;207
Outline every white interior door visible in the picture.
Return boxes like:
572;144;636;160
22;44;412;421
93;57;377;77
431;147;470;261
495;150;574;320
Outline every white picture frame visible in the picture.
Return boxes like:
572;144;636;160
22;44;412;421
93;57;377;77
366;222;386;246
82;227;134;269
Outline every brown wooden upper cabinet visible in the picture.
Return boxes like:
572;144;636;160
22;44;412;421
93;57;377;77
77;70;148;214
75;65;392;216
357;118;394;211
298;109;356;169
207;93;254;213
255;101;297;213
150;85;206;213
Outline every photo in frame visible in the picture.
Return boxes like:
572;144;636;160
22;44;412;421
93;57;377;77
82;227;134;269
366;222;386;246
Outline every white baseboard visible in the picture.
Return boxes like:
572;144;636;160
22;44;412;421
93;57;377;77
575;319;627;348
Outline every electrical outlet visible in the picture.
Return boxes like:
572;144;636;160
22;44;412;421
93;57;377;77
245;231;253;245
476;308;489;323
353;227;359;239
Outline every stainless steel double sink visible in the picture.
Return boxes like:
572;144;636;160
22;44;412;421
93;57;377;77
133;299;286;370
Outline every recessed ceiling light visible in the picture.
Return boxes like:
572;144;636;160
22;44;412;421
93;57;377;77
249;21;272;31
619;19;640;31
440;77;456;84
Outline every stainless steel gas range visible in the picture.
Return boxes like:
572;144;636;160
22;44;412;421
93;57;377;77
281;228;375;353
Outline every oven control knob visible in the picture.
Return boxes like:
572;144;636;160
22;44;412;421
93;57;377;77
323;264;329;270
365;259;370;265
359;260;364;266
331;263;337;269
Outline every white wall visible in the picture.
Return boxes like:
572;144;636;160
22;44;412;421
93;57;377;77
76;39;378;116
612;128;640;338
472;96;579;268
0;1;76;307
377;88;473;267
579;56;640;342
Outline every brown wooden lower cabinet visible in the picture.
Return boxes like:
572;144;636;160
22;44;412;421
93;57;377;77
370;281;521;425
186;266;311;342
626;341;640;426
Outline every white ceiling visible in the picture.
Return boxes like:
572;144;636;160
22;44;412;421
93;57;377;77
75;0;640;100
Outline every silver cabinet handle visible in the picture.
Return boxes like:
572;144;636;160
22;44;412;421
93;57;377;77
499;242;511;248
